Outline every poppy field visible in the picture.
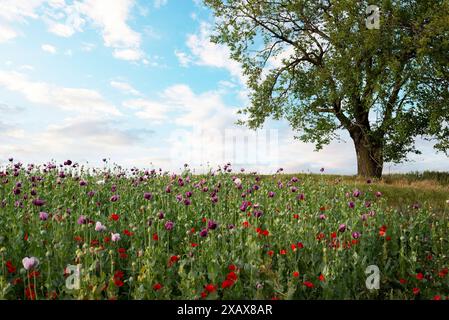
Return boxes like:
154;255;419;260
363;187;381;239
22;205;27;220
0;160;448;300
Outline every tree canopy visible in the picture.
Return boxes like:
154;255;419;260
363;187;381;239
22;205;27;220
204;0;449;177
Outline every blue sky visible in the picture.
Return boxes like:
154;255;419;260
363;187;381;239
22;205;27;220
0;0;447;174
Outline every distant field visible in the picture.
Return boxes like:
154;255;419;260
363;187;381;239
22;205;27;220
0;163;448;300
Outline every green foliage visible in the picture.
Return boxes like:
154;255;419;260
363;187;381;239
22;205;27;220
205;0;449;164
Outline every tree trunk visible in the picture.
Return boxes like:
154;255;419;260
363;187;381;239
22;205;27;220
351;130;383;178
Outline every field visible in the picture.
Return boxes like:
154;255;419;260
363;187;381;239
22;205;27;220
0;161;448;300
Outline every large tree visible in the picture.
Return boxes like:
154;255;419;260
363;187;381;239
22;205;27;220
204;0;449;177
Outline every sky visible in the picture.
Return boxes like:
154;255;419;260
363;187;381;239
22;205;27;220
0;0;447;174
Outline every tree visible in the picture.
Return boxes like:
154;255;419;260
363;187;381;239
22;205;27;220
204;0;449;178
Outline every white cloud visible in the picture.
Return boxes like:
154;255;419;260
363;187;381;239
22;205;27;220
113;48;144;61
0;0;44;22
0;70;121;117
47;21;75;37
174;50;192;67
110;80;142;96
184;22;245;84
154;0;168;8
122;99;169;123
0;24;18;42
41;44;57;54
81;42;96;52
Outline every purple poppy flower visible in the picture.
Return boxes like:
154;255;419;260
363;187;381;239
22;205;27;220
268;191;275;198
320;167;325;172
110;195;119;202
30;189;37;196
39;212;49;221
144;192;153;200
111;185;117;193
253;210;263;218
211;195;218;203
319;214;326;220
348;201;355;209
199;228;208;237
291;186;298;193
297;193;305;201
353;190;361;197
87;191;96;197
183;198;191;206
375;191;382;198
291;177;299;183
227;224;235;229
32;199;45;207
95;221;106;232
22;257;39;270
352;232;361;239
338;224;346;232
165;220;174;230
13;188;21;195
158;211;165;219
185;191;193;198
111;233;121;242
165;186;171;193
361;214;367;221
176;194;183;202
79;180;87;187
77;215;87;225
207;219;218;230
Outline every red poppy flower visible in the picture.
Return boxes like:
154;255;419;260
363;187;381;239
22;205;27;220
24;232;29;241
153;283;163;291
318;274;325;282
280;249;287;255
433;295;441;300
226;271;238;282
190;227;195;234
6;261;16;273
114;270;124;279
90;239;100;247
243;221;250;228
202;217;207;223
413;287;420;295
110;213;120;221
25;285;36;300
331;232;337;239
293;271;299;278
319;206;326;211
379;225;387;237
316;232;325;241
152;233;159;241
293;214;299;219
201;291;208;298
262;230;269;236
74;235;83;242
256;227;262;234
191;243;198;247
114;279;124;287
386;236;391;241
228;264;236;271
297;242;304;249
28;271;40;279
104;236;111;243
204;284;216;293
399;278;407;284
267;250;274;256
303;281;314;288
416;273;424;280
221;279;234;289
123;229;134;236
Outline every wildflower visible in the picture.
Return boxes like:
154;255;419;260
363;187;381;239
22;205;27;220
303;281;314;288
228;264;236;271
39;212;49;221
95;221;106;232
207;219;218;230
433;295;441;301
375;191;382;197
77;215;87;225
267;250;274;256
413;287;420;295
399;278;407;284
6;261;16;273
352;232;360;239
293;271;299;278
32;199;45;207
144;192;152;200
253;210;263;218
280;249;287;255
268;191;275;198
379;225;387;237
338;224;346;233
318;274;325;282
199;228;208;237
204;284;216;293
111;233;121;242
110;213;120;221
123;229;134;236
165;221;174;231
22;257;39;271
319;214;326;220
416;273;424;280
221;279;234;289
152;233;159;241
153;283;163;291
110;195;119;202
348;201;355;209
